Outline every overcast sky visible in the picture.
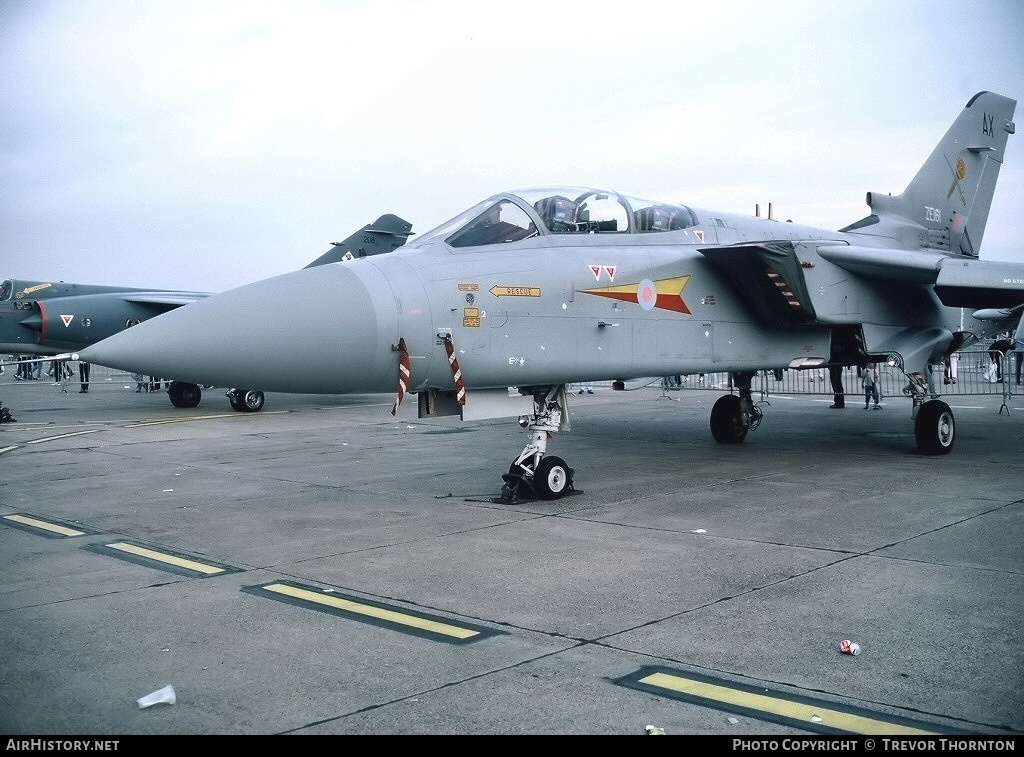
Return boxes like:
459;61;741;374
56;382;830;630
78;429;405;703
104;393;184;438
2;0;1023;293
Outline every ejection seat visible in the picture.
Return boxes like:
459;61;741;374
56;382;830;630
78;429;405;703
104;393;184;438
534;196;580;232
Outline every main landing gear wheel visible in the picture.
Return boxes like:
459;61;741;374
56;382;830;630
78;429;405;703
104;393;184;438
228;389;265;412
915;399;955;455
710;394;749;443
167;381;202;409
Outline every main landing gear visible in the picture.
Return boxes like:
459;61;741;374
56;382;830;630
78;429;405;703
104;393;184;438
902;371;955;455
165;381;266;413
707;367;954;455
226;387;266;412
500;385;576;503
709;371;763;444
167;380;202;409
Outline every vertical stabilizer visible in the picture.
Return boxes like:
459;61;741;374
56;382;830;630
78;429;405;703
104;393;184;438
304;214;413;268
845;91;1016;256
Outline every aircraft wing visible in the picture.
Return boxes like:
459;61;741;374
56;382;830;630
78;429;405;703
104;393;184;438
932;258;1024;308
697;242;818;326
817;245;1024;309
118;292;211;307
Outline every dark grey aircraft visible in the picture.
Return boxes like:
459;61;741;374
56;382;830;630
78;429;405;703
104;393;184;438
2;214;412;411
77;92;1023;500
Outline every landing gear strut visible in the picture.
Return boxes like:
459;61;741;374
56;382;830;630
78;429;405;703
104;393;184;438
710;371;763;444
500;385;575;503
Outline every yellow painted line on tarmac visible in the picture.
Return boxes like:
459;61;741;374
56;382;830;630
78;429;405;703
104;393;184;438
125;410;289;427
95;541;235;577
0;445;18;455
248;580;501;644
2;513;90;537
618;667;963;735
25;429;102;444
125;413;243;426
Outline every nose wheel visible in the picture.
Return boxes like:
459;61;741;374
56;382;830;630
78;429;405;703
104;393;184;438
502;454;574;503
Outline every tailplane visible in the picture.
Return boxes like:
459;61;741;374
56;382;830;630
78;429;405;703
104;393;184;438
841;91;1016;257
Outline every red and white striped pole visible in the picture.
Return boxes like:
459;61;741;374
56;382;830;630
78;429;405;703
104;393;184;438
444;334;466;406
391;337;411;416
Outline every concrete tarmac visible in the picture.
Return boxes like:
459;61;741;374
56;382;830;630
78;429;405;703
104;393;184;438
1;375;1022;736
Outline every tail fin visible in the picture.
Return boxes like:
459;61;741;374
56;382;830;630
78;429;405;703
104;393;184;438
842;91;1016;257
304;214;414;268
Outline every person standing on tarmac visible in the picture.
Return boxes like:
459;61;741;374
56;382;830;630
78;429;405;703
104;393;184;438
1014;330;1024;385
862;362;881;409
828;364;845;408
78;361;90;393
14;356;31;380
987;334;1013;383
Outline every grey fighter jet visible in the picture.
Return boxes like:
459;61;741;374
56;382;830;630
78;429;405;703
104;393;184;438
77;92;1023;499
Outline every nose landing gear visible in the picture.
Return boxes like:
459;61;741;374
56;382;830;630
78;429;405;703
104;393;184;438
500;385;576;503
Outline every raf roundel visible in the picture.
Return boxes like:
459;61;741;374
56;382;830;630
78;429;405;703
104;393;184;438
637;279;657;311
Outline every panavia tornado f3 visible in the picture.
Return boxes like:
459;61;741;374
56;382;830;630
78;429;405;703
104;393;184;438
77;91;1023;501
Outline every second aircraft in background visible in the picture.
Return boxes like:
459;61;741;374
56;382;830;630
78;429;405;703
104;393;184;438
1;214;413;411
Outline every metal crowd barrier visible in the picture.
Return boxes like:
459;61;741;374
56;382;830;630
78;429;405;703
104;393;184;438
755;349;1020;399
641;349;1022;403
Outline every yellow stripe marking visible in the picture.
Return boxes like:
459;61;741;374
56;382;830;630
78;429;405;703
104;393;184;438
3;514;87;536
26;429;102;444
125;410;289;427
640;671;937;735
0;445;18;455
264;582;479;640
106;542;226;575
126;414;240;427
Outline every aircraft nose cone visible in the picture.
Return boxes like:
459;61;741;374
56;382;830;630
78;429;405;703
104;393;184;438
79;265;393;393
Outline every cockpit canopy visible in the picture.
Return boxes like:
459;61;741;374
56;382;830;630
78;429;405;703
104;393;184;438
412;186;698;249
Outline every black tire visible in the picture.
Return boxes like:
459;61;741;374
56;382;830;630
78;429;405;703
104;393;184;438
228;393;246;412
533;455;572;500
710;394;748;443
241;390;265;412
915;399;955;455
168;381;202;409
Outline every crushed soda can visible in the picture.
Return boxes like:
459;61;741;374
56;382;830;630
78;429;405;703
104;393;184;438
840;639;862;656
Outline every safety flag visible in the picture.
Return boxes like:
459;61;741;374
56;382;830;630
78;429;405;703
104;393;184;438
444;335;466;405
391;337;411;416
